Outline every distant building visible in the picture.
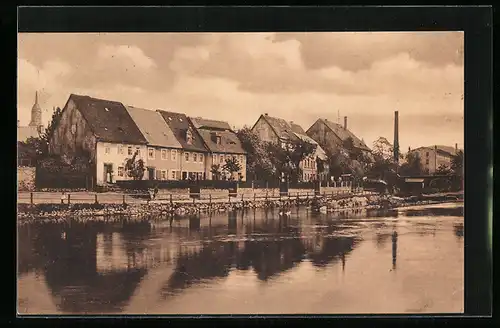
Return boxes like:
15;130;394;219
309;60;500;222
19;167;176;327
409;144;462;174
306;117;373;161
189;117;247;181
156;110;209;180
17;91;44;142
48;94;148;188
251;113;327;182
125;106;183;181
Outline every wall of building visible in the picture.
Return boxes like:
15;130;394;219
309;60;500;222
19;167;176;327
144;147;183;180
17;167;36;191
96;142;147;185
252;117;279;143
300;155;318;181
412;148;453;174
49;98;97;165
207;153;246;181
306;120;343;155
179;150;207;180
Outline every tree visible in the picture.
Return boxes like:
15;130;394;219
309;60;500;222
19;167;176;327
223;157;242;181
124;151;145;180
435;164;453;176
266;138;316;183
451;150;464;176
41;107;63;143
236;127;274;180
399;152;424;176
210;164;221;181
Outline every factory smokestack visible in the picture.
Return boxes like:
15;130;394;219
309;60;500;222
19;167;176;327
394;111;399;164
344;116;347;130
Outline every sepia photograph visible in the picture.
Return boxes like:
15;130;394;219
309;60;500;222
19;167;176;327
17;30;465;315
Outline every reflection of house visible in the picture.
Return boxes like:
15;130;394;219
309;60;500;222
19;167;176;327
306;117;372;161
125;106;183;180
409;144;461;174
189;117;247;181
17;91;44;143
251;114;327;181
48;94;148;188
157;110;209;180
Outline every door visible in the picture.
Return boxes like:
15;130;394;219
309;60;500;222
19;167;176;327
148;167;155;180
103;164;113;183
182;171;188;180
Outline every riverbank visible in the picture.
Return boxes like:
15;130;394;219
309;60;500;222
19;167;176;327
16;191;463;223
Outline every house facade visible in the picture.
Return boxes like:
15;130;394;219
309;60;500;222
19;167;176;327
189;117;247;181
306;117;373;161
409;145;461;174
48;94;148;188
251;113;327;182
157;110;209;180
125;105;183;181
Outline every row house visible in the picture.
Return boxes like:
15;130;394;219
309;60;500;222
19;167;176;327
189;117;246;181
48;94;148;188
156;110;209;181
251;113;327;182
125;106;183;181
306;117;373;162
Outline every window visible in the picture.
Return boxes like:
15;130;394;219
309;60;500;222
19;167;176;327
426;151;430;157
136;147;141;157
161;149;168;160
185;152;190;162
216;136;222;145
105;146;110;154
171;149;177;161
171;171;176;179
161;170;167;180
118;146;124;155
425;159;430;165
193;153;197;162
213;154;217;163
148;148;155;159
118;167;124;177
220;154;224;164
128;146;133;155
199;153;204;163
239;155;244;163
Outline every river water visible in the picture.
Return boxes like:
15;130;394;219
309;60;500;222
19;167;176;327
17;203;464;315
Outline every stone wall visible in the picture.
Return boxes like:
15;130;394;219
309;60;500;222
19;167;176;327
17;167;36;192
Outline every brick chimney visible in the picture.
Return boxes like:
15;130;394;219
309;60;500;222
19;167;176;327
264;113;268;116
394;111;399;164
343;116;347;130
455;143;458;153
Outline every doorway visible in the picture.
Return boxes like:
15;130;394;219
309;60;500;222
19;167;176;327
103;163;113;184
148;167;155;180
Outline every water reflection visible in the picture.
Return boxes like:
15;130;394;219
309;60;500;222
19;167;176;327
17;205;463;314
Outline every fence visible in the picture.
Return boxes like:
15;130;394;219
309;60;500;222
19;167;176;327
17;188;371;206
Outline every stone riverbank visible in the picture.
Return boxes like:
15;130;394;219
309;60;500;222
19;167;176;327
17;192;463;224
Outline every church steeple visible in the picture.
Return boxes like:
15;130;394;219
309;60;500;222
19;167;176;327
29;91;43;128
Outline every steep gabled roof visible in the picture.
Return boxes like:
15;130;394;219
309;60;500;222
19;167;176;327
292;132;327;160
69;94;147;145
156;110;208;152
125;106;182;149
190;117;232;131
196;129;246;155
290;122;306;135
318;119;371;152
258;114;299;140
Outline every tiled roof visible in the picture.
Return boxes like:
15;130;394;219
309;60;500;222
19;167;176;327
260;115;298;140
17;126;41;142
293;132;327;160
69;94;147;145
196;129;246;154
320;119;371;151
156;110;208;152
290;123;306;135
414;145;461;157
125;106;182;149
190;117;232;131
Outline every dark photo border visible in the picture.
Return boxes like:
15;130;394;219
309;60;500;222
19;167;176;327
7;5;493;325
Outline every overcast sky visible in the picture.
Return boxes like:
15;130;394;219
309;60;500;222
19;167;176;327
18;32;464;151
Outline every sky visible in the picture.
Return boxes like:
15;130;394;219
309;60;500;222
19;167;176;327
17;32;464;151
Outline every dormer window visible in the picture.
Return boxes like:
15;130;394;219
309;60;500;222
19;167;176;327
104;107;109;112
186;129;193;144
216;136;222;145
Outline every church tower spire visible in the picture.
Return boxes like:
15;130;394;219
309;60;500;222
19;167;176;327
29;91;43;128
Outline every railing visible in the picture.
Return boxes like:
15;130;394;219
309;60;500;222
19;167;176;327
17;188;373;205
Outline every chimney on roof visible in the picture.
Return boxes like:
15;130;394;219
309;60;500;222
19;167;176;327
394;111;399;164
343;116;347;130
455;143;458;152
264;113;268;116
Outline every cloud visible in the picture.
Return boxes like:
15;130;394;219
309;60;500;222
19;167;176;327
97;44;157;70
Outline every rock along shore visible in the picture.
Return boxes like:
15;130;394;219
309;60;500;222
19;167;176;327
17;192;463;224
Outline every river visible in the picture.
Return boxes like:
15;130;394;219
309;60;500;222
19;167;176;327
17;203;464;315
